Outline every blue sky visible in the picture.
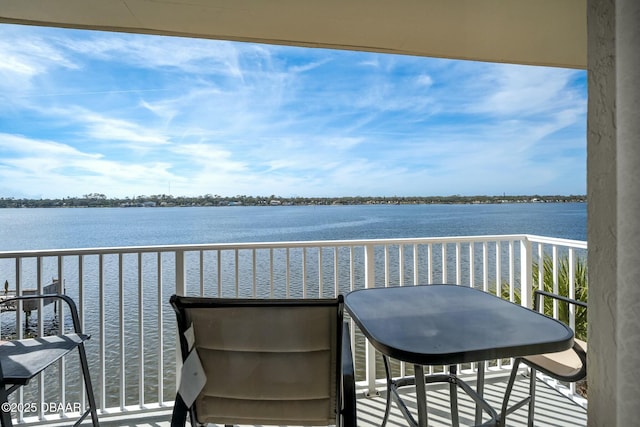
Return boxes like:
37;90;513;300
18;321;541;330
0;24;587;199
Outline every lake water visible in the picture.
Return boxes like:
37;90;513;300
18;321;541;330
0;202;586;251
0;202;587;408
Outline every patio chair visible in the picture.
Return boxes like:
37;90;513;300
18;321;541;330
0;294;99;427
500;290;587;426
169;294;356;427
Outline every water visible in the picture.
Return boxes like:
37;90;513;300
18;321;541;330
0;202;586;251
0;203;586;409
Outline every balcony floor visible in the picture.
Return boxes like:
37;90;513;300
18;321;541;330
92;371;587;427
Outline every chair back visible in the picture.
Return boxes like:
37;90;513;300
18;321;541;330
170;295;344;426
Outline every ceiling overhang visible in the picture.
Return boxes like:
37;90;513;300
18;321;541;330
0;0;586;69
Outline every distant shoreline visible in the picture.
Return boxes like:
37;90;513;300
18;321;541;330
0;194;586;209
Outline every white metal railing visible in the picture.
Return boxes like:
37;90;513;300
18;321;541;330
0;234;587;424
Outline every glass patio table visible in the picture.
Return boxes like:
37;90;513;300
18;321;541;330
344;284;574;427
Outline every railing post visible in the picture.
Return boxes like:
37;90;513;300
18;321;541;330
175;250;186;296
520;238;533;308
175;249;187;392
364;243;378;396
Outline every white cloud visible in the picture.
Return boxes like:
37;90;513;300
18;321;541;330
415;74;434;87
81;113;170;147
468;65;583;117
0;133;100;160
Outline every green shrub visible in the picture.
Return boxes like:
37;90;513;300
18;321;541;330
502;254;588;341
533;254;588;340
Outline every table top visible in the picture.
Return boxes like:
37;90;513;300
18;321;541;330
345;284;574;366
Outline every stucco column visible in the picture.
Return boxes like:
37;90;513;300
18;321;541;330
587;0;616;425
616;0;640;423
589;0;640;423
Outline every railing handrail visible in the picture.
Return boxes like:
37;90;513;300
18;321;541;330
526;235;588;249
0;233;586;258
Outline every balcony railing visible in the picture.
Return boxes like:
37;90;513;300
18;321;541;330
0;234;587;425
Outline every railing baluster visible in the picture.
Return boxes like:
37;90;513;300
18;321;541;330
349;246;355;292
469;242;475;288
495;241;502;297
455;242;461;284
252;248;257;297
269;248;274;297
14;257;24;423
569;248;576;329
333;247;339;296
520;238;532;308
302;247;307;298
234;249;239;297
199;250;205;297
552;245;559;317
57;255;66;411
286;248;291;297
427;243;433;284
482;242;489;292
99;254;106;411
318;247;323;297
494;241;504;370
157;251;164;405
398;244;404;286
508;241;515;302
216;249;222;297
442;243;447;283
119;253;125;409
537;243;544;295
138;252;145;406
36;256;44;421
364;243;377;396
384;245;390;287
79;255;87;413
413;244;419;285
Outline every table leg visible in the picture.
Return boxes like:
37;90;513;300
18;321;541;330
414;364;429;427
475;361;486;425
449;365;459;427
381;356;393;427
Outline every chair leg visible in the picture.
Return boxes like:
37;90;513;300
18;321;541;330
77;344;100;426
500;358;523;426
448;365;459;427
527;367;537;427
381;356;393;427
0;386;13;427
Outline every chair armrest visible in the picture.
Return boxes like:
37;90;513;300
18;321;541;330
531;290;588;381
572;339;587;379
533;289;588;310
0;294;83;334
341;321;356;427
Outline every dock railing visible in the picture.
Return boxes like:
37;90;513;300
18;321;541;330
0;234;587;425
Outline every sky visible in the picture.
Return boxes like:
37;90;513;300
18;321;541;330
0;24;587;199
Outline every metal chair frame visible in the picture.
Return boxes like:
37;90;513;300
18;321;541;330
0;294;99;427
500;290;587;426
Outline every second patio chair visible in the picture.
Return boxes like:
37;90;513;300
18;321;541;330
500;290;587;426
169;294;356;427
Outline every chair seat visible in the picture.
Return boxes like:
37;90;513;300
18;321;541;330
523;338;587;378
0;333;90;385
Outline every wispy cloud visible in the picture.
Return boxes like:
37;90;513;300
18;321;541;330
0;24;587;198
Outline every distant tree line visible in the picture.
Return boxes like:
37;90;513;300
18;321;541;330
0;194;586;209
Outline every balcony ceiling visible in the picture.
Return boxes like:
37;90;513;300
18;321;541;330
0;0;586;69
